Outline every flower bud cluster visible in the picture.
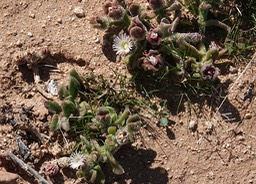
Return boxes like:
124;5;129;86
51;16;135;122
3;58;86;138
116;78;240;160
89;0;228;83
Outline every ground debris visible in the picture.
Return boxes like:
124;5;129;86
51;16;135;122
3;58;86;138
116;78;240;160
7;150;49;184
16;137;30;160
0;170;20;184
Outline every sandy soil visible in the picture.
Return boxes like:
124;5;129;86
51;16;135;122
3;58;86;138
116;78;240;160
0;0;256;184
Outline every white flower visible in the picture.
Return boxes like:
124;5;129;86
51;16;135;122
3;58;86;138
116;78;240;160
112;33;133;56
148;55;158;66
69;151;86;169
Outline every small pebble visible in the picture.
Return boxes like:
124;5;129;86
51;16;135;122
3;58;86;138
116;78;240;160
57;18;62;24
245;113;252;119
29;13;35;19
16;40;23;47
73;6;85;18
229;66;238;73
188;120;197;132
27;32;33;37
71;17;75;22
94;37;100;44
237;135;245;141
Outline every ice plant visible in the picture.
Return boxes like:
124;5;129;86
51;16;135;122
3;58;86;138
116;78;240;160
140;50;163;73
57;157;71;168
40;161;59;176
112;33;133;56
89;0;231;86
146;28;163;45
200;63;220;80
147;0;164;10
128;16;147;40
127;2;140;17
115;127;129;145
43;70;142;183
103;1;124;20
70;151;87;169
90;16;107;29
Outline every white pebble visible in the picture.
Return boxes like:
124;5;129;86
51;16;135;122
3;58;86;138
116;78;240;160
27;32;33;37
73;6;85;18
94;37;100;44
29;13;35;19
57;18;62;24
188;120;197;131
47;79;58;96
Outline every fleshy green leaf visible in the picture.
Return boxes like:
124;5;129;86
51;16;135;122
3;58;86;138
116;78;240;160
58;85;69;100
105;135;116;147
69;76;81;98
60;117;70;131
159;117;169;127
107;126;117;135
62;100;77;117
50;114;60;131
44;101;62;114
106;152;125;175
69;69;81;82
126;114;140;124
96;106;110;116
76;170;85;178
91;165;105;184
113;107;129;126
80;135;92;150
127;122;141;133
89;169;97;183
79;101;90;116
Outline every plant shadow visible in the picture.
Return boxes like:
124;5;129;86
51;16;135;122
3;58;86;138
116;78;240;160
104;145;168;184
102;34;117;62
133;66;241;122
17;51;87;84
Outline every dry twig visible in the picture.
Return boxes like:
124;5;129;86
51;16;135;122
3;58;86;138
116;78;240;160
7;150;49;184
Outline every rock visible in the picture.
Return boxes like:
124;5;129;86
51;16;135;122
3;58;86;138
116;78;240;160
73;6;85;18
56;18;62;24
28;13;35;19
229;66;238;73
245;113;252;119
27;32;33;37
94;37;100;44
46;79;58;96
0;170;19;184
15;40;23;47
188;120;197;132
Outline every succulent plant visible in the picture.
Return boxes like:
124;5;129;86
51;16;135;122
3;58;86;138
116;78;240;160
40;161;59;176
90;0;231;93
44;69;141;183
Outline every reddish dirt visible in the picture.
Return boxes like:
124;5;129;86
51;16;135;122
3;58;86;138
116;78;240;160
0;1;256;184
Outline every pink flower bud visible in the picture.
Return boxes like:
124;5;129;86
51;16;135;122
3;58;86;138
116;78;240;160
147;0;164;10
140;50;163;73
90;16;107;29
200;63;220;80
146;28;163;45
128;16;147;40
40;161;59;176
103;1;124;20
115;128;129;145
127;2;140;17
